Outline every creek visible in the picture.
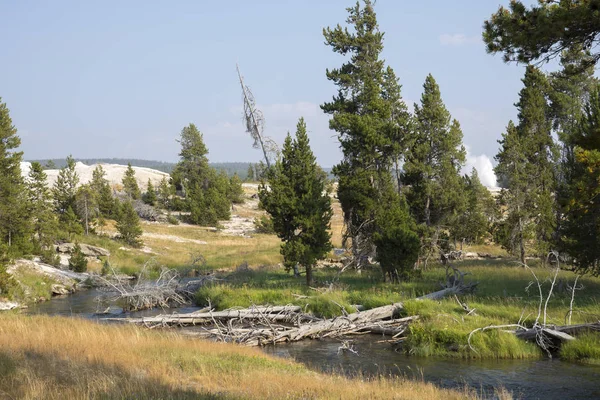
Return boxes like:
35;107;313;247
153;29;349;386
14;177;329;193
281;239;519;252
24;288;600;400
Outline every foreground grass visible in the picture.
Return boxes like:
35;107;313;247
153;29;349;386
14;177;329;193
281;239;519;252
196;261;600;361
0;314;479;400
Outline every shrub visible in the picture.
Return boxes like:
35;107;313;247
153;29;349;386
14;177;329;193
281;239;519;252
254;215;274;234
68;243;88;273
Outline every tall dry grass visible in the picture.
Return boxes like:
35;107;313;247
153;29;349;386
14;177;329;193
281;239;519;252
0;314;482;399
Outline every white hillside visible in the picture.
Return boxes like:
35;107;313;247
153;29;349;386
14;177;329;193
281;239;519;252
21;162;170;189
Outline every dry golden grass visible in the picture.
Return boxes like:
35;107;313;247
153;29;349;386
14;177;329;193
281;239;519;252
329;198;345;249
0;314;482;400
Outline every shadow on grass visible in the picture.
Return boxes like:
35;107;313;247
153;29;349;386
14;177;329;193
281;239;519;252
0;350;235;400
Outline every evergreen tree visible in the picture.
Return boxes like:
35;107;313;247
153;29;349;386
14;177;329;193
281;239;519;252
75;184;99;236
143;179;157;206
495;122;528;262
172;124;231;226
27;162;58;247
450;169;492;246
116;200;143;247
53;155;79;220
562;84;600;274
322;0;413;268
157;177;173;209
228;173;245;204
550;48;599;246
402;75;466;262
484;1;600;67
68;242;88;272
63;206;83;240
259;118;332;286
516;66;557;256
0;98;31;257
246;164;255;181
122;163;141;200
91;165;116;218
495;68;556;263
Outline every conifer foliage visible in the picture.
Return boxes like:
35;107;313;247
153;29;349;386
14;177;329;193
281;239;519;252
0;98;31;257
260;118;332;286
322;0;416;272
172;124;231;226
495;66;556;263
402;75;466;261
122;163;141;200
562;84;600;274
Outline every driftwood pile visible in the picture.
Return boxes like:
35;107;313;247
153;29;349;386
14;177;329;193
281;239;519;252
97;265;216;311
117;303;418;346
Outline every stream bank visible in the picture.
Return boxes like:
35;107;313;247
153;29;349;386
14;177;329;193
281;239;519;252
22;288;600;400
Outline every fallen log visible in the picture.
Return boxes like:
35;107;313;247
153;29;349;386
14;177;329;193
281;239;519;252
416;283;478;300
515;322;600;341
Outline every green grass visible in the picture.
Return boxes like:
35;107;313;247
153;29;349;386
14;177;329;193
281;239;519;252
8;267;59;303
195;260;600;361
560;334;600;364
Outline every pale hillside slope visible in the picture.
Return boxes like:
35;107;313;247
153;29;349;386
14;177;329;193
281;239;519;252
21;162;169;189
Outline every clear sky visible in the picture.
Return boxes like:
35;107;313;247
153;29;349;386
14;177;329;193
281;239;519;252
1;0;539;186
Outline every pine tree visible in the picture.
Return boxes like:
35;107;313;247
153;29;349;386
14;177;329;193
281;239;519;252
246;164;255;181
75;184;99;236
484;1;600;67
157;177;173;209
0;98;31;257
450;169;493;246
550;47;599;247
116;201;143;247
90;165;116;218
562;84;600;274
68;242;88;272
228;173;245;204
322;0;413;268
62;206;83;240
143;179;157;205
53;155;79;220
495;66;557;264
172;124;231;226
122;163;141;200
259;118;332;286
516;66;557;257
402;75;466;262
27;162;58;247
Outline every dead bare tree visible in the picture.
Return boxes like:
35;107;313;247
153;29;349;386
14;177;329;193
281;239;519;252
236;64;279;168
469;252;599;357
96;260;215;311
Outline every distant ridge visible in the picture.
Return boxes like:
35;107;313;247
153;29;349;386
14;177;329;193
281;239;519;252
26;158;334;179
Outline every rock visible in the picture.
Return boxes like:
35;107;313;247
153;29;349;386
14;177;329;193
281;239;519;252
0;301;19;311
51;284;71;296
477;252;493;259
463;252;480;260
56;243;110;257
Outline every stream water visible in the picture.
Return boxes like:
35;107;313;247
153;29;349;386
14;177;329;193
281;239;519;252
24;289;600;400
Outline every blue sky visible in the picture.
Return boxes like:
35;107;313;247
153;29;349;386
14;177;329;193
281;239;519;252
1;0;539;185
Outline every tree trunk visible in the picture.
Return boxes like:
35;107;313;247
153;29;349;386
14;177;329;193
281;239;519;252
424;195;431;227
306;265;313;287
84;197;89;236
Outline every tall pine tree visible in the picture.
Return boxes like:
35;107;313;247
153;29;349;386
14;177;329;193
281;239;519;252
91;165;116;218
402;75;466;263
0;98;31;257
562;84;600;275
53;155;79;221
27;162;58;247
322;0;413;269
259;118;332;286
122;163;141;200
495;66;557;263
